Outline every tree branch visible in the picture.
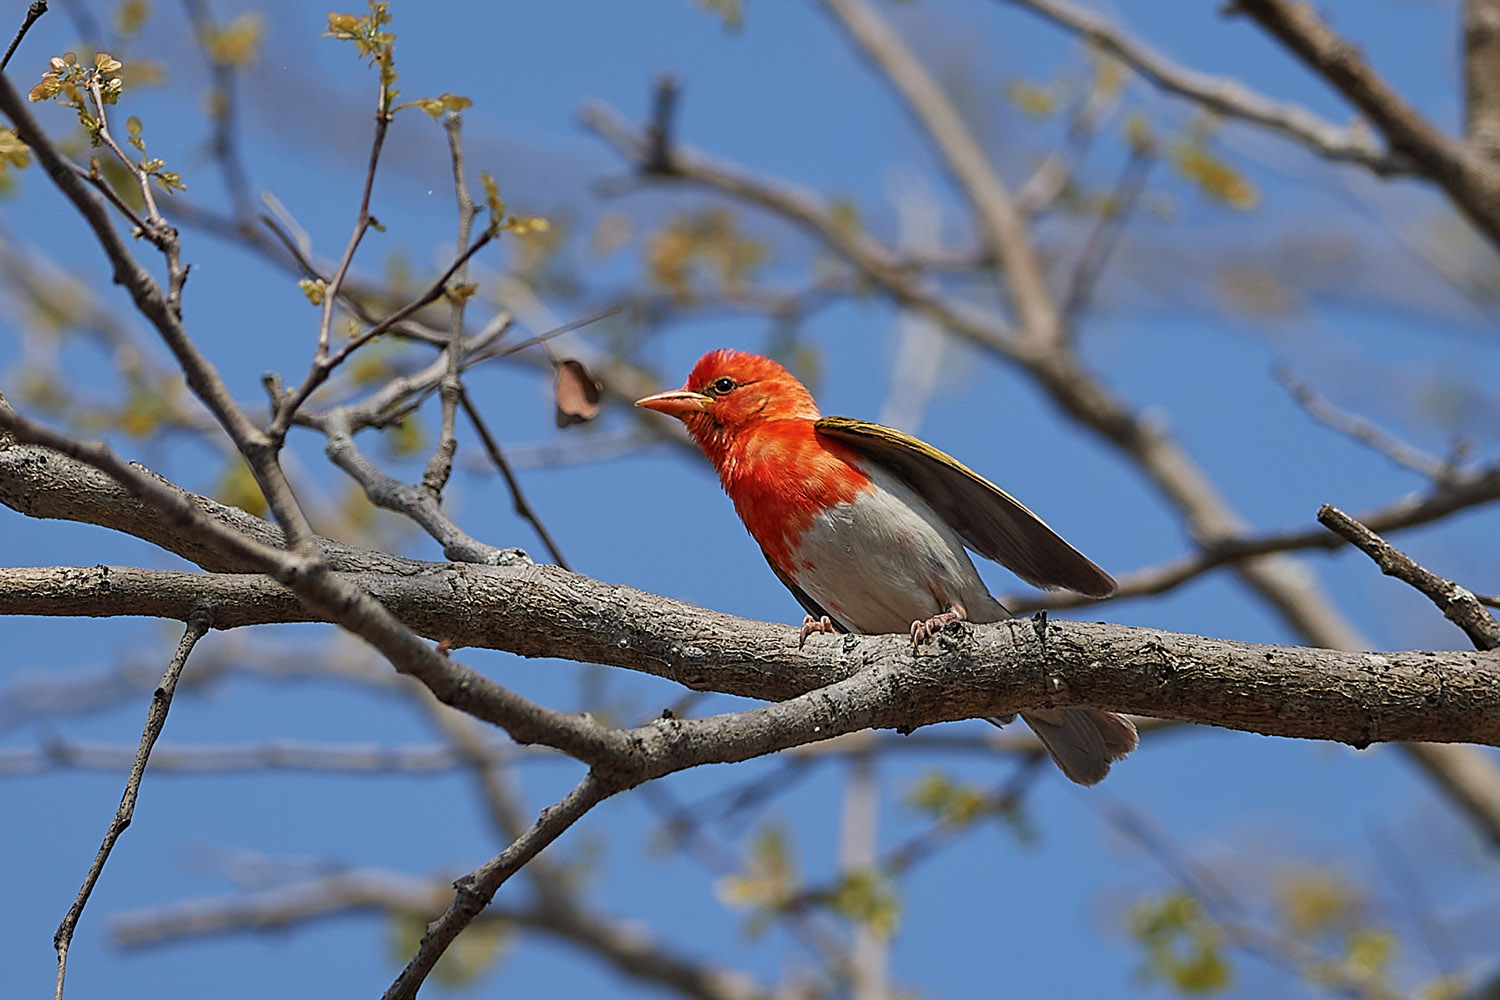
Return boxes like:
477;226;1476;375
821;0;1060;343
2;562;1498;749
0;67;316;545
53;616;208;1000
1467;0;1500;160
1232;0;1500;256
1317;504;1500;651
1004;459;1500;612
383;773;614;1000
110;868;779;1000
1002;0;1399;172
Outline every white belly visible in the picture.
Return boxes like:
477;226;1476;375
789;465;1007;633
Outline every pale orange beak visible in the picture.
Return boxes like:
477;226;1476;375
635;389;713;419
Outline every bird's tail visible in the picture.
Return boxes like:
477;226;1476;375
1005;709;1138;786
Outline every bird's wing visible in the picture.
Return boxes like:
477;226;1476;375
763;551;850;632
814;416;1116;598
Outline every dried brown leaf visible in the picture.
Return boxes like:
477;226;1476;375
554;358;602;427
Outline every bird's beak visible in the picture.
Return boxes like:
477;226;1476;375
635;389;713;419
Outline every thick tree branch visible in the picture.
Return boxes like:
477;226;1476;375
0;408;616;769
1;562;1498;749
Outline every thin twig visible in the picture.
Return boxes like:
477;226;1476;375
382;772;618;1000
1059;142;1153;332
301;310;511;432
1275;364;1457;482
2;736;510;776
1;1;49;75
269;229;494;437
459;388;571;569
1004;461;1500;613
643;72;679;173
579;100;1017;353
1015;73;1123;216
258;206;476;350
1317;503;1500;651
320;407;526;565
53;616;209;1000
420;110;480;498
182;0;256;219
311;64;393;363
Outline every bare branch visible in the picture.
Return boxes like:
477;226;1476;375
268;229;495;438
309;60;393;366
459;388;572;569
2;562;1500;749
1009;461;1500;613
0;71;316;545
0;737;503;777
111;868;780;1000
821;0;1061;344
0;407;615;767
418;110;481;498
1003;0;1399;172
0;1;48;74
1232;0;1500;256
1466;0;1500;160
1059;142;1153;331
579;101;1017;354
1317;504;1500;651
319;408;525;565
1274;364;1458;482
53;616;208;1000
383;773;613;1000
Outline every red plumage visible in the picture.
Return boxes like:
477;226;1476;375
638;349;1136;784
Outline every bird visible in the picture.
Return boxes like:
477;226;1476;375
636;348;1136;785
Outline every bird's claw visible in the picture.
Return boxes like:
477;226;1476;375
798;614;837;647
910;607;965;646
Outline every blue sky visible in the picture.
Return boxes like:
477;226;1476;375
3;1;1499;998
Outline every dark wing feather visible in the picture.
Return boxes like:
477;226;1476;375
815;416;1116;598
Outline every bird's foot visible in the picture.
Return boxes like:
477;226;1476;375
799;614;837;647
910;604;967;646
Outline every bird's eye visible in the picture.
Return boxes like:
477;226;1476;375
709;376;737;395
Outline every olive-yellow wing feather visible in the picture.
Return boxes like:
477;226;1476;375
814;416;1116;598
